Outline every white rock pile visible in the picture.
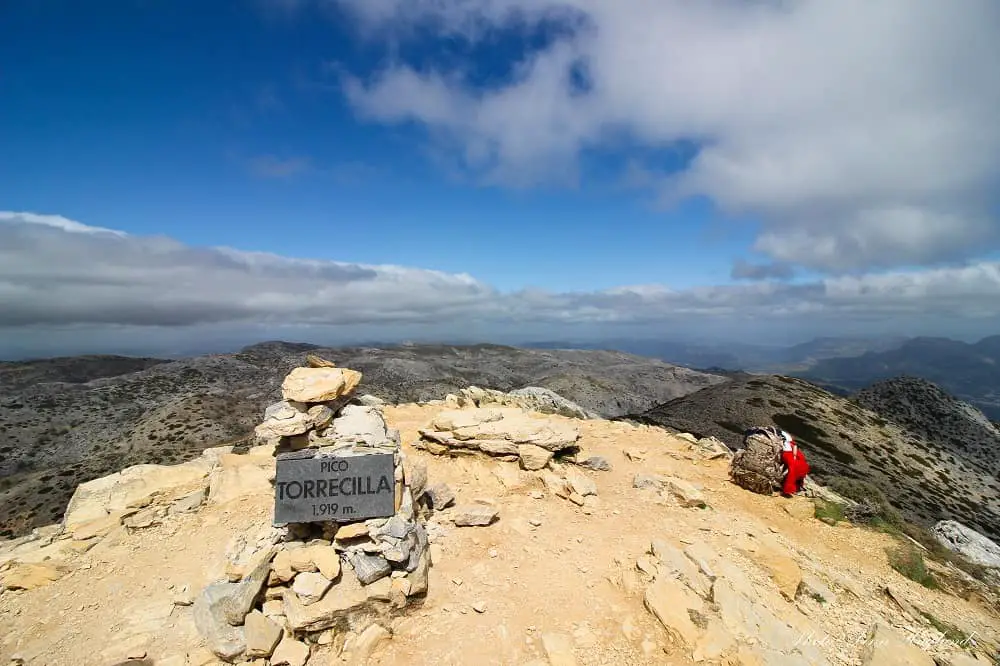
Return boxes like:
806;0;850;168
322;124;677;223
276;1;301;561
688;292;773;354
194;356;434;664
441;385;599;419
416;407;582;470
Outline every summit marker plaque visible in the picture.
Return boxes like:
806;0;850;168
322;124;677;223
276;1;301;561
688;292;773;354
274;452;396;524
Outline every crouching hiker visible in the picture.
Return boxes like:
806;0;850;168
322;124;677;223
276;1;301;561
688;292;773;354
779;430;810;497
729;426;811;496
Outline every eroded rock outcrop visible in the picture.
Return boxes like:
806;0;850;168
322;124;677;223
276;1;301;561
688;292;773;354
934;520;1000;570
444;385;599;420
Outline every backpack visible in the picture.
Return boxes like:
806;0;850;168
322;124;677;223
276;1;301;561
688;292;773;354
729;426;785;494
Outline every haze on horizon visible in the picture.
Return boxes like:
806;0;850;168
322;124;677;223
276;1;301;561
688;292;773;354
2;1;1000;359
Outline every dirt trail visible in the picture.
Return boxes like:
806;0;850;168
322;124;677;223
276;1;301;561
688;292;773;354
1;404;997;666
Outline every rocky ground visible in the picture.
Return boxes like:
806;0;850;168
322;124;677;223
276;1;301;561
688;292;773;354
2;402;998;666
629;375;1000;542
0;342;725;538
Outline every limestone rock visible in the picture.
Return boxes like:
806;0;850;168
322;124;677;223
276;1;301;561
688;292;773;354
310;545;341;581
650;539;712;598
713;578;829;663
860;623;935;665
326;404;392;447
63;459;211;533
271;550;295;583
351;553;391;585
270;636;310;666
244;611;282;658
692;618;737;662
933;520;1000;569
644;576;705;646
457;385;597;419
542;472;571;498
576;456;611;472
0;561;68;590
288;547;318;573
293;571;333;605
281;366;362;403
423;408;580;454
424;483;456;510
781;498;817;521
335;522;371;542
306;353;337;368
407;552;430;596
541;632;578;666
282;574;375;633
170;487;207;514
506;386;598;419
403;458;428;498
453;500;499;527
255;401;333;439
797;572;834;604
193;550;273;659
633;473;666;490
936;653;995;666
346;623;391;666
354;394;386;407
564;467;598;497
192;587;247;661
742;545;802;600
661;476;705;507
208;462;272;506
518;444;553;470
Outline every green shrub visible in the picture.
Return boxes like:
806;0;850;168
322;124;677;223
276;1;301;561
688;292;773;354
896;522;991;584
887;546;938;589
826;476;903;528
920;611;972;645
813;499;845;525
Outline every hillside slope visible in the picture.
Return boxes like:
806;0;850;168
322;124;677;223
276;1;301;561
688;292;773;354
628;375;1000;541
856;376;1000;475
0;342;725;537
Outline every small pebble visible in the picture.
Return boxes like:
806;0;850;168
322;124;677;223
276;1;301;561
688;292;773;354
473;601;487;613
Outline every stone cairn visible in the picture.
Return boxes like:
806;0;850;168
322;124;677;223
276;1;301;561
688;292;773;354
194;354;432;664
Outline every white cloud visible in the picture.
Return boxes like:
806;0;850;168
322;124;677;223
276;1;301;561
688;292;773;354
2;213;999;353
332;0;1000;272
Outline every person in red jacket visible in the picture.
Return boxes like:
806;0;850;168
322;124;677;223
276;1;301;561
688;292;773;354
780;430;810;496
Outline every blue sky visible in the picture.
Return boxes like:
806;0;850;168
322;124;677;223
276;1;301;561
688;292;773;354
0;0;742;292
1;0;1000;357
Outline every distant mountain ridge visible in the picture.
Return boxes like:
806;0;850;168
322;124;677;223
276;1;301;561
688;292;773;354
799;335;1000;419
0;342;725;537
627;374;1000;541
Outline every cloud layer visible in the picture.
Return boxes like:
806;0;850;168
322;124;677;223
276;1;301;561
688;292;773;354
333;0;1000;274
2;211;999;355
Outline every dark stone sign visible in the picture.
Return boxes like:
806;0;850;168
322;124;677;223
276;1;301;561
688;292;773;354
274;451;396;524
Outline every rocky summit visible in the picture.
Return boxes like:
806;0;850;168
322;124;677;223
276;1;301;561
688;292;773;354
2;364;1000;666
0;342;724;539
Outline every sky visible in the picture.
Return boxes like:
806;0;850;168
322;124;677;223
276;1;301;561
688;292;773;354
2;0;1000;359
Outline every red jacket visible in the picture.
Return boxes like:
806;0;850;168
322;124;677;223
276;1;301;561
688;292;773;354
781;445;810;495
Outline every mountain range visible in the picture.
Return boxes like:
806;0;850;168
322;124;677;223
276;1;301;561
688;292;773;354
0;342;724;537
797;336;1000;420
3;337;1000;543
530;334;1000;421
